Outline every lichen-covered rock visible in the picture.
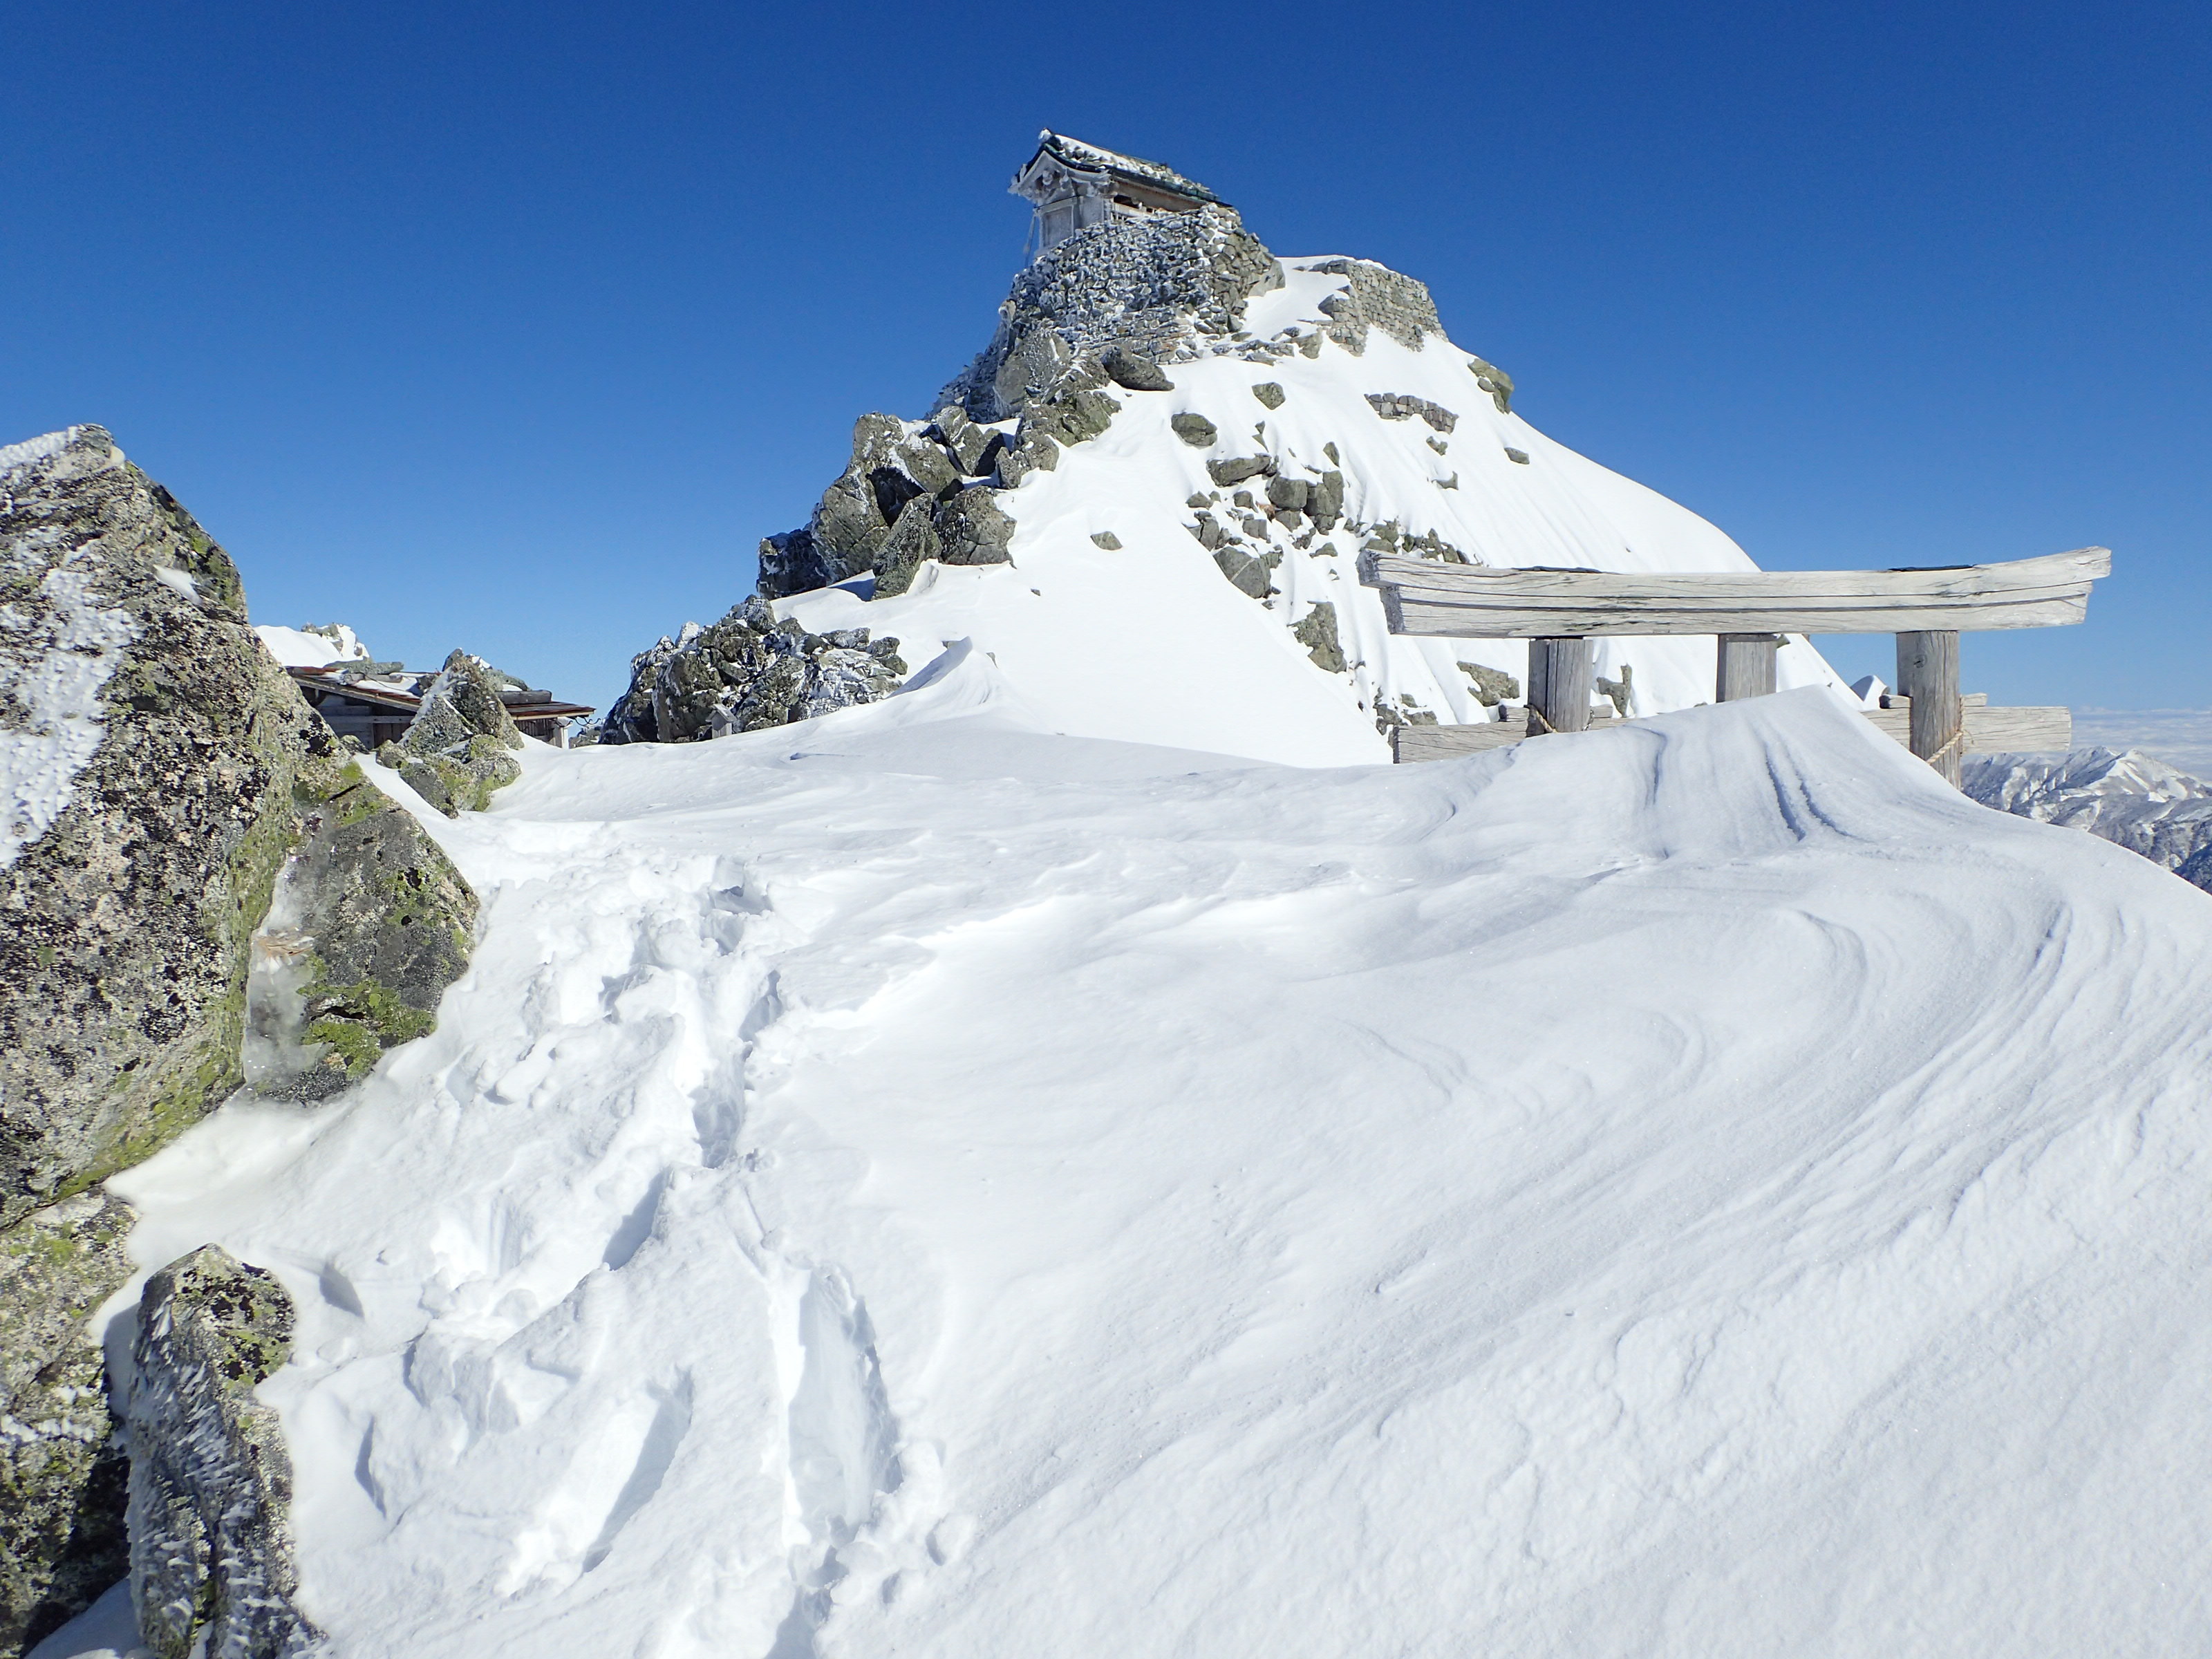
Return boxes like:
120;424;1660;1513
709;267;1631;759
935;487;1016;568
1306;258;1443;355
1294;601;1347;673
0;427;342;1228
0;1191;133;1653
930;406;1003;478
1170;413;1219;448
1206;455;1275;488
1089;532;1123;550
599;599;908;746
1214;547;1277;600
1100;346;1173;392
1309;469;1344;531
1014;373;1122;453
1252;382;1286;410
378;650;523;818
245;758;478;1102
1459;662;1520;706
127;1246;316;1659
1468;356;1515;413
871;496;941;600
757;414;979;601
1365;393;1459;432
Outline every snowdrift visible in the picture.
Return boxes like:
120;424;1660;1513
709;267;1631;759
81;664;2212;1658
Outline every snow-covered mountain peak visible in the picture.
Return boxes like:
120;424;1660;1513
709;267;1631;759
606;162;1848;766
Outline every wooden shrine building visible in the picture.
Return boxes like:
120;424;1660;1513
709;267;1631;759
1011;131;1226;254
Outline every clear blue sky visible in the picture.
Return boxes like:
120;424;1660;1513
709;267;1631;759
4;1;2204;715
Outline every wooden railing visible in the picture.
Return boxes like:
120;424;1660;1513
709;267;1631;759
1361;547;2110;783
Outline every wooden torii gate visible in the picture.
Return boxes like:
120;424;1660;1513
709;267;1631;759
1360;546;2111;785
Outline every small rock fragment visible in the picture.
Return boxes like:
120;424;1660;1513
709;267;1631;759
1101;346;1174;392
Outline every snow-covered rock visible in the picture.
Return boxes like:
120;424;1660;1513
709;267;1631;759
126;1246;315;1658
600;601;908;746
375;649;524;816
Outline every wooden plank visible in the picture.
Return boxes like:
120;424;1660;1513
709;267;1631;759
1365;547;2110;637
1863;704;2070;751
1896;630;1962;785
1392;704;2070;763
1391;723;1528;762
1716;633;1781;701
1527;637;1593;734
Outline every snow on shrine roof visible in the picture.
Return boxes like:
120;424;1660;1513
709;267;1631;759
1021;131;1226;207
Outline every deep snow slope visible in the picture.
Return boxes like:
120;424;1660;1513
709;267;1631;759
85;663;2212;1658
776;259;1849;766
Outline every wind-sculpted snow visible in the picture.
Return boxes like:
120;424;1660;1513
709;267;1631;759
84;662;2212;1658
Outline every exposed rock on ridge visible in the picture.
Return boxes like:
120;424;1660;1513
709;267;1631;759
939;205;1284;423
0;426;337;1224
0;426;483;1647
0;1192;133;1656
756;412;1016;601
127;1246;317;1659
1306;257;1443;355
602;597;908;745
246;758;479;1101
376;649;524;816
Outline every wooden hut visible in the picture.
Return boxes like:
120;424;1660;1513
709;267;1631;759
285;666;594;748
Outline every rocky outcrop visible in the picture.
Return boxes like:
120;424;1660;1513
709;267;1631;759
756;413;1015;601
1295;602;1347;674
245;758;478;1102
1365;393;1459;432
1459;662;1520;707
1359;518;1471;566
0;426;339;1227
127;1246;316;1659
1468;356;1515;413
0;427;482;1648
733;192;1288;623
938;206;1284;424
1306;258;1443;355
601;599;908;746
377;650;523;816
0;1192;133;1654
1965;748;2212;890
1100;346;1173;392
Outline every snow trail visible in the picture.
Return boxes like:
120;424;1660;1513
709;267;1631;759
95;663;2212;1658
